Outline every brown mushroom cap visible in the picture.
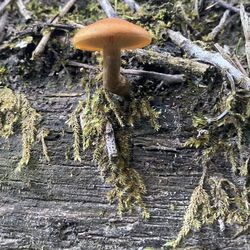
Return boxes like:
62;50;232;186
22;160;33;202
72;18;151;51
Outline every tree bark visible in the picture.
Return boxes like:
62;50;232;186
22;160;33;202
0;75;249;249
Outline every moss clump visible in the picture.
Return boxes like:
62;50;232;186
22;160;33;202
166;175;249;248
166;87;250;247
0;87;40;171
67;77;160;217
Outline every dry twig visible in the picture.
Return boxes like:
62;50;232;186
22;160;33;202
207;10;230;41
45;22;83;30
212;0;240;14
0;11;8;43
16;0;32;21
67;60;185;84
0;0;12;15
31;0;77;59
167;29;250;90
205;109;229;124
97;0;117;17
240;4;250;73
130;49;211;76
123;0;140;12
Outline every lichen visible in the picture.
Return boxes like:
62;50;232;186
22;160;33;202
67;76;160;218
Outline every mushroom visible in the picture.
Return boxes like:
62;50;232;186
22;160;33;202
72;18;151;96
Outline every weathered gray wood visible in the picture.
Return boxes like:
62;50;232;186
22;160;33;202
0;76;249;249
0;0;249;249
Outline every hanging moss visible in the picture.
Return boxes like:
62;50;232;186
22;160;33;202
165;83;250;248
0;87;40;171
67;76;160;218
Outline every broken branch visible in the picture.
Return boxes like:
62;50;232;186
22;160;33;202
129;49;212;77
123;0;140;12
212;0;241;14
240;4;250;73
67;60;185;84
0;11;8;43
16;0;32;21
167;29;250;90
31;0;77;59
0;0;12;15
97;0;117;18
207;10;230;41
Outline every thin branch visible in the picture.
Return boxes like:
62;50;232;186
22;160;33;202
16;0;32;21
67;60;185;84
31;0;77;59
97;0;117;18
130;49;212;76
232;54;248;76
207;10;230;41
214;43;237;69
121;68;185;84
45;22;83;30
0;11;8;43
240;4;250;73
67;61;96;69
194;0;205;19
212;0;241;14
122;0;140;12
0;0;12;15
167;29;250;90
205;109;229;124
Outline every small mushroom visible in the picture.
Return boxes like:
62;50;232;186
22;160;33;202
72;18;151;96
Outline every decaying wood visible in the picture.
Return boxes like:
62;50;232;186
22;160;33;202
2;76;249;249
105;121;118;161
167;29;250;90
16;0;32;21
240;4;250;73
207;10;230;41
31;0;77;59
67;60;185;84
132;49;212;76
121;68;185;84
97;0;117;18
1;1;250;249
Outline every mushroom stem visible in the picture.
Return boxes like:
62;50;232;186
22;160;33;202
103;47;129;96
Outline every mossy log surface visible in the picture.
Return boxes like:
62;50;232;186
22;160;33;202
0;77;248;249
0;0;250;249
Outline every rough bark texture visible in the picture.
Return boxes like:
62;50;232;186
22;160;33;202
0;74;249;249
0;0;250;249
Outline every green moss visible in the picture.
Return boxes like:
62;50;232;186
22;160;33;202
165;185;214;248
166;86;250;247
0;66;7;75
0;87;40;171
67;76;160;217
